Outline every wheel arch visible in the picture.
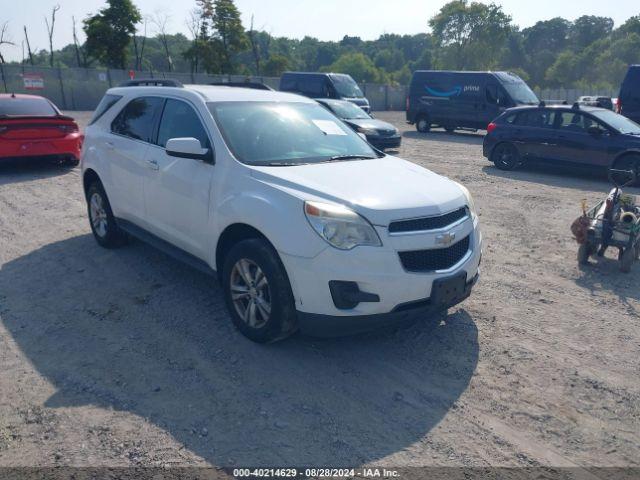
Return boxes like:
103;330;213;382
215;223;274;278
611;149;640;168
83;168;101;198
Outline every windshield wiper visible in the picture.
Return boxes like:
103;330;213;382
327;154;377;162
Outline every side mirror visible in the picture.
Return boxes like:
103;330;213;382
166;137;211;162
587;126;603;136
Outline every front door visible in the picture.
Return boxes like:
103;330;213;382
143;98;215;259
553;111;614;167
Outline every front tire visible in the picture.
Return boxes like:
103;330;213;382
491;143;521;171
612;154;640;186
86;182;128;249
222;238;297;343
416;116;431;133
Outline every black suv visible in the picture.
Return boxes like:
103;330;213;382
483;104;640;174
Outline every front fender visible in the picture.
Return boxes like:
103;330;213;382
213;187;328;268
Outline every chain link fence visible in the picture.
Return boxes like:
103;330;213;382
0;64;621;112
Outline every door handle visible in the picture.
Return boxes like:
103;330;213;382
147;159;159;170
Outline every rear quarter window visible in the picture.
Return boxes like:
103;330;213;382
89;94;122;125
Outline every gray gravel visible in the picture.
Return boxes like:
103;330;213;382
0;111;638;470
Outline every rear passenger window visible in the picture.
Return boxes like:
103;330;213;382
157;99;210;149
515;110;553;128
111;97;163;142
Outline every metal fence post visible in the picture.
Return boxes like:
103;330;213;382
0;63;7;93
384;84;389;111
57;67;68;110
106;69;112;88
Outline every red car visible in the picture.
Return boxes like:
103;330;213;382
0;93;82;166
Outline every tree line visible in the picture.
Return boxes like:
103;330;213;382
1;0;639;89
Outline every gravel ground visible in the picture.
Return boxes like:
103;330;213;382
0;111;638;474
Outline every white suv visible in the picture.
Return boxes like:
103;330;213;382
81;80;482;343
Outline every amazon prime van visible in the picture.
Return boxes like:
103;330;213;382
406;71;539;133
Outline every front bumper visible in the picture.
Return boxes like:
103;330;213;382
298;272;479;337
369;135;402;150
279;217;482;335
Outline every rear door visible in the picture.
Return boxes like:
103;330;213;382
511;109;556;159
553;111;614;166
143;98;215;259
108;96;164;225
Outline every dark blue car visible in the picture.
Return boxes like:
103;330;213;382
483;104;640;175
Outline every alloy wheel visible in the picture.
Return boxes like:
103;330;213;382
89;192;108;238
230;258;272;329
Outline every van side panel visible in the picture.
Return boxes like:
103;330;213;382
619;66;640;123
408;71;489;129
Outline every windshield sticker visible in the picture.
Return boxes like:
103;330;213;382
312;120;348;135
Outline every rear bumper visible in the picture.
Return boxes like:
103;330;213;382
0;134;82;160
298;272;479;337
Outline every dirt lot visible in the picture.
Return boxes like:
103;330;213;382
0;111;638;474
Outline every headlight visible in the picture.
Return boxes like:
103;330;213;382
304;201;382;250
357;126;378;136
455;183;477;218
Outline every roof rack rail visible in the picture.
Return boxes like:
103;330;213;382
209;81;274;91
119;79;184;88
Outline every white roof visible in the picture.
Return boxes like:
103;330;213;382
107;84;315;104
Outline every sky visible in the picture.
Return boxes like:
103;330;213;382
0;0;639;62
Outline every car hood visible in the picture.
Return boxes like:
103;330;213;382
249;156;467;226
344;118;397;133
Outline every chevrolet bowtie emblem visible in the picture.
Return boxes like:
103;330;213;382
436;232;456;246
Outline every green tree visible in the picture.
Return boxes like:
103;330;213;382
569;16;613;50
322;52;387;83
263;54;289;76
211;0;248;73
83;0;141;69
429;0;511;69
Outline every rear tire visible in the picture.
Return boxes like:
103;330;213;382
491;143;521;171
86;182;128;249
222;238;297;343
416;116;431;133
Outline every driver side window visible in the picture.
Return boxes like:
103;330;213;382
157;99;211;149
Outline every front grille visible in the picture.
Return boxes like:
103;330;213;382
399;235;471;272
389;207;468;234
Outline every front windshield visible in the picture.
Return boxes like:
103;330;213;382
325;101;370;119
208;102;379;166
593;110;640;135
502;81;539;105
330;74;364;98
